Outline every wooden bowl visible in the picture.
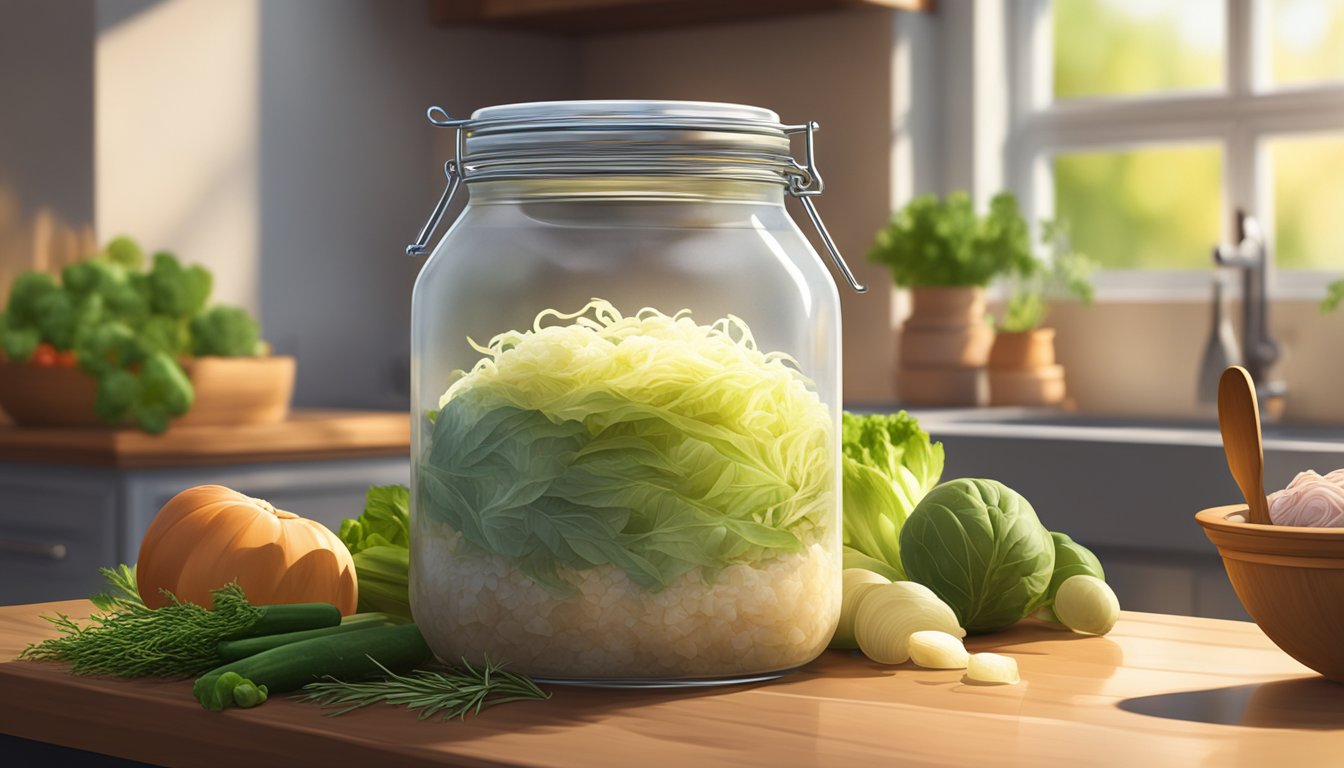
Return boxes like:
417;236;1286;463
1196;504;1344;682
0;356;295;429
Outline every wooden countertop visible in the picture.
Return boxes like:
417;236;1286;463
3;600;1343;767
0;410;409;468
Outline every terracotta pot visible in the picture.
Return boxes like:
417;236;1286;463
896;365;989;407
900;324;995;367
0;356;295;429
989;328;1057;370
988;366;1066;406
906;286;987;329
897;286;994;406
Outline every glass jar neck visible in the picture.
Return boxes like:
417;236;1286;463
466;177;787;205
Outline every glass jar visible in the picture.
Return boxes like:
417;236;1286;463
406;101;862;685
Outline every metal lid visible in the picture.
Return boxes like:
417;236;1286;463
445;100;806;187
406;100;865;292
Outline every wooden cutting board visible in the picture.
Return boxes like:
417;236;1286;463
0;410;408;468
2;600;1342;767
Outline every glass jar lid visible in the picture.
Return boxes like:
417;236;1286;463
406;99;865;293
453;100;803;187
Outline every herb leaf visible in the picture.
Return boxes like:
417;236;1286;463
88;563;145;612
300;657;549;721
21;573;263;678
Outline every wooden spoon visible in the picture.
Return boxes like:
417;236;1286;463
1218;366;1272;524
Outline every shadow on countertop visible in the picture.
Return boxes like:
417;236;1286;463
1119;675;1344;729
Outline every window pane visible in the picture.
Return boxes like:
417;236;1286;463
1054;0;1224;100
1269;0;1344;87
1269;134;1344;269
1054;145;1222;270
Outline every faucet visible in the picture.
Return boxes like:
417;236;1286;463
1212;209;1286;403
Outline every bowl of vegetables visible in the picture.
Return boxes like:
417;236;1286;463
0;237;293;433
1196;504;1344;682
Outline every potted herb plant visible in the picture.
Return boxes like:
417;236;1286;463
988;221;1096;406
869;191;1036;405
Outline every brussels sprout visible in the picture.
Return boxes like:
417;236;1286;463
1046;531;1104;604
899;478;1055;633
1054;575;1120;636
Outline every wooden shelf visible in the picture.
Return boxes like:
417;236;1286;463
430;0;934;35
0;409;409;468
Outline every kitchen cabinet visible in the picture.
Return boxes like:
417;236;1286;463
430;0;934;35
2;599;1340;766
0;411;409;606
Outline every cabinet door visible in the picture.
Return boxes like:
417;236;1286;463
0;481;117;606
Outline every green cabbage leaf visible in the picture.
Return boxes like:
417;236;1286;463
420;300;834;594
339;484;410;554
338;485;413;620
840;411;944;580
900;478;1056;633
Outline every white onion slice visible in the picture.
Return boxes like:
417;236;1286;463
966;652;1019;684
908;630;970;669
831;569;891;649
854;582;965;665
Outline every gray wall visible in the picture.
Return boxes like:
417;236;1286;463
257;2;580;410
0;0;96;298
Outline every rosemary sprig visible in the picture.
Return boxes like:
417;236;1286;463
300;656;550;721
20;575;263;678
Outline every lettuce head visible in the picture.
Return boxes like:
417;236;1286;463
840;411;945;580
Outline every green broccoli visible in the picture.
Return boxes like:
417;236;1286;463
190;305;260;357
69;294;107;349
133;352;194;433
4;239;257;434
88;352;194;434
5;271;59;328
62;259;147;328
103;236;144;271
93;368;141;425
140;315;190;357
148;252;211;319
0;311;39;361
31;290;77;350
62;259;125;298
75;322;147;376
0;271;59;360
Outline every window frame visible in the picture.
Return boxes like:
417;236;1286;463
1006;0;1344;299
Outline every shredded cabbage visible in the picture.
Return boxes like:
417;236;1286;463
420;299;834;594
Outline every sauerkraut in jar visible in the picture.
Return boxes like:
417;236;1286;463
406;101;861;684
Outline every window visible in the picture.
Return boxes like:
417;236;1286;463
1010;0;1344;296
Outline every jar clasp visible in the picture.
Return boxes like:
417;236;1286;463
406;107;468;257
783;122;867;294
